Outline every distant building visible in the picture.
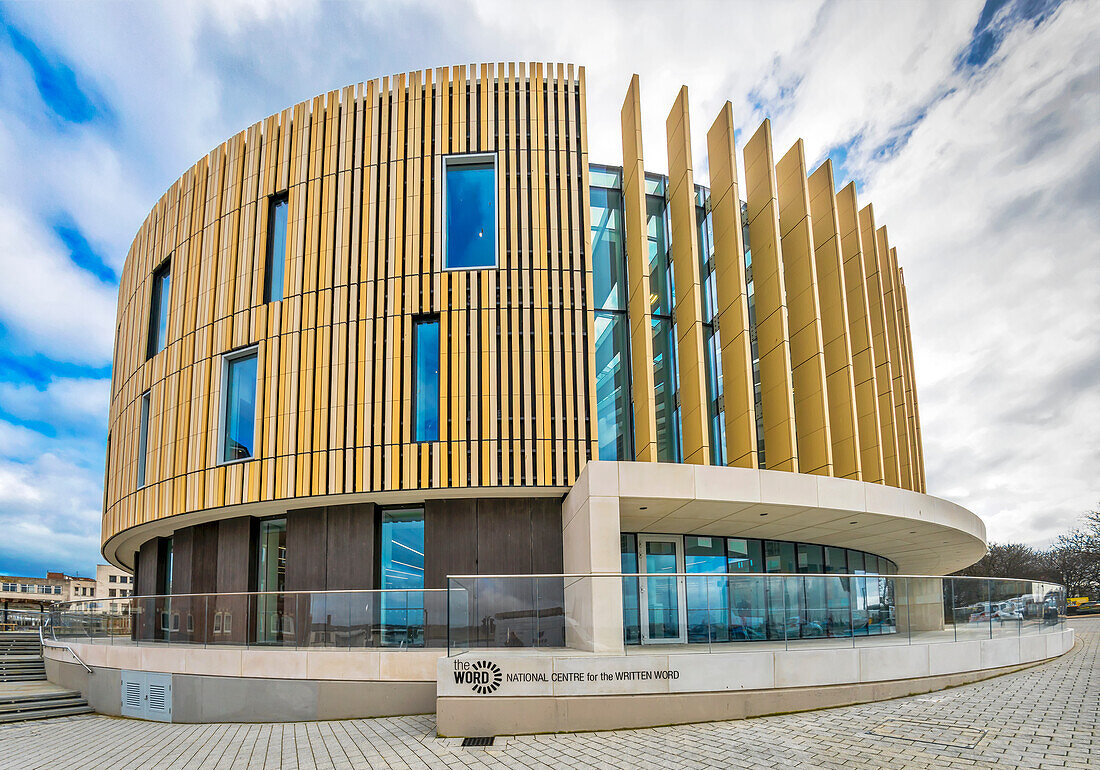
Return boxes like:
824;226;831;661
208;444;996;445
95;563;134;613
0;567;131;620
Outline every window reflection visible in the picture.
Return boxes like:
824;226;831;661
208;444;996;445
222;352;257;462
622;534;897;644
445;158;496;269
380;508;425;647
255;518;286;644
264;194;288;303
413;318;440;442
146;261;171;358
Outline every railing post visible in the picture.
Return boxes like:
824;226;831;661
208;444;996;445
848;575;855;647
905;577;911;645
782;576;789;651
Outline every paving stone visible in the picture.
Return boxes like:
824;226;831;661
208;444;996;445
0;620;1096;769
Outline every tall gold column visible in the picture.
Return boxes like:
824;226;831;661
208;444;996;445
743;120;798;471
836;183;885;483
898;270;926;491
775;141;832;476
665;86;711;466
878;229;913;490
807;160;860;480
859;205;900;486
706;103;759;468
620;75;658;462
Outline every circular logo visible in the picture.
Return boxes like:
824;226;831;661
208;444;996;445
469;660;503;694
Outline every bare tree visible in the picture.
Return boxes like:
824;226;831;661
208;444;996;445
955;543;1044;580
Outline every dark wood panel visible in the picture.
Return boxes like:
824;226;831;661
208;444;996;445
216;516;254;593
530;497;564;574
424;498;476;590
326;503;375;590
476;498;532;576
135;539;159;596
191;521;220;594
285;507;327;591
170;527;195;595
215;516;253;645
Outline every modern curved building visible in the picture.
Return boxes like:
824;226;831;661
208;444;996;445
54;63;1069;730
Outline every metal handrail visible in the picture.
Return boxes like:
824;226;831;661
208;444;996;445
39;617;93;674
446;572;1064;582
52;587;449;608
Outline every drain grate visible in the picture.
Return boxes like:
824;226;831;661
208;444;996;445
869;719;986;749
461;737;495;747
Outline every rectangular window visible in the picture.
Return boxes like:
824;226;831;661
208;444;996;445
380;508;425;646
255;517;286;644
221;349;258;462
413;317;440;442
263;194;288;302
590;173;633;461
136;391;151;487
109;575;117;583
146;260;171;358
444;155;497;269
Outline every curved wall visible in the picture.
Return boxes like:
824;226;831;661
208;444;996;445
105;64;596;562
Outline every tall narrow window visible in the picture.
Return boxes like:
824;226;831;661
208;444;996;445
379;508;425;646
221;349;258;462
444;155;496;269
590;167;633;461
263;193;288;303
146;260;171;358
413;317;439;442
136;392;151;487
255;517;286;644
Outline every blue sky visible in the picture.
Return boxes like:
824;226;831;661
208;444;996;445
0;0;1096;578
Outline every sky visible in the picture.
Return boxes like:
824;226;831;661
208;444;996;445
0;0;1097;578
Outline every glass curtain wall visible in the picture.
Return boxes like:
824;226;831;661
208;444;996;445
255;517;287;644
695;189;726;465
621;534;641;644
623;534;897;644
646;175;683;463
589;166;633;460
742;201;766;465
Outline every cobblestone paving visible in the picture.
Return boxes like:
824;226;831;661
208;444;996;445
1;620;1095;769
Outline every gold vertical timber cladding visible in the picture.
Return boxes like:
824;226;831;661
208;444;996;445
859;204;901;487
665;86;711;466
835;183;885;484
877;228;913;491
103;64;593;551
620;75;658;462
775;140;832;476
806;160;860;480
743;121;798;471
705;103;758;468
898;270;926;492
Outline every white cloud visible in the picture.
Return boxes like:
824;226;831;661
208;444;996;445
0;377;110;431
0;202;117;364
0;0;1095;574
861;0;1100;546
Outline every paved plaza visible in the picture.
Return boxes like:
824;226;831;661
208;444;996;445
1;619;1095;770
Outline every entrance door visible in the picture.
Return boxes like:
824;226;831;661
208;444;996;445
637;535;687;644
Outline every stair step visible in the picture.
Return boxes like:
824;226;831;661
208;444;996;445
0;690;83;706
0;697;88;715
0;705;94;723
0;674;47;682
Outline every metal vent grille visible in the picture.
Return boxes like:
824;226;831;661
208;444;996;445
122;681;142;710
148;683;168;712
461;737;495;747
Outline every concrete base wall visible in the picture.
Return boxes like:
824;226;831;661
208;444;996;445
45;659;435;723
436;653;1062;737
